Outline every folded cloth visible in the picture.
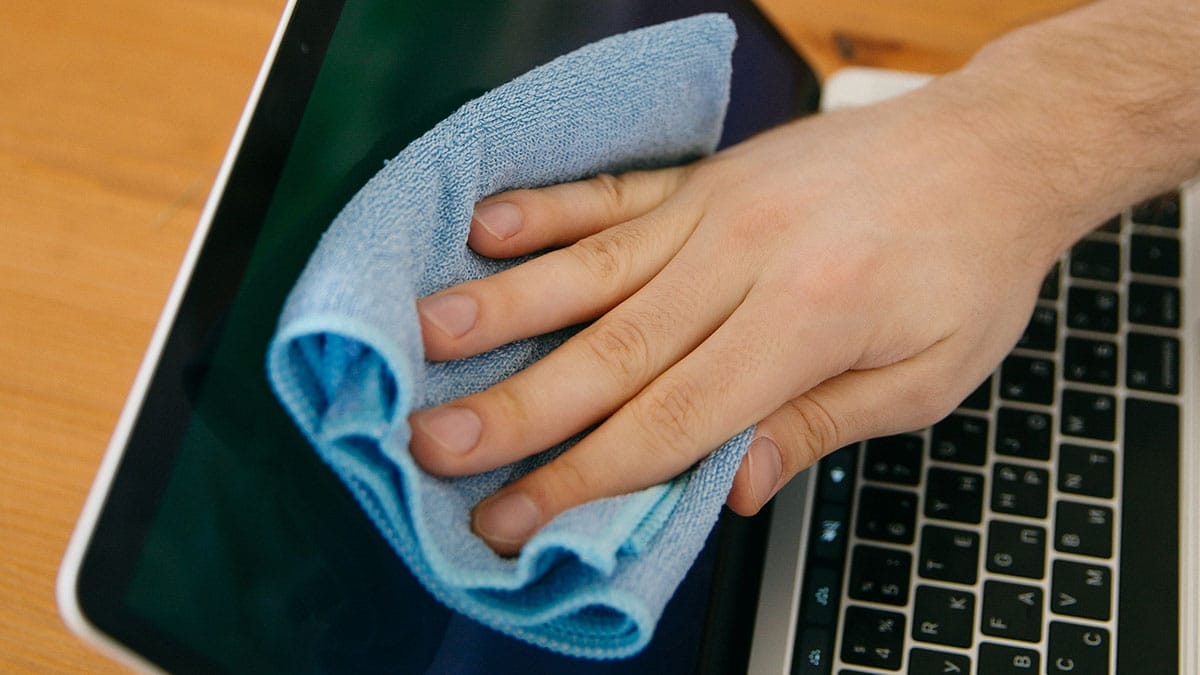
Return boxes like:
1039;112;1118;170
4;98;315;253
266;14;750;659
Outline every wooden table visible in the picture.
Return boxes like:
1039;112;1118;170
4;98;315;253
0;1;1082;670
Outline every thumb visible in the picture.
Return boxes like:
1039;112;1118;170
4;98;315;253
726;349;978;516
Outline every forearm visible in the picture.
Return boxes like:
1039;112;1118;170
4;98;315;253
919;0;1200;259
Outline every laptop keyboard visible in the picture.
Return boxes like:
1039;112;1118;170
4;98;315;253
792;191;1185;674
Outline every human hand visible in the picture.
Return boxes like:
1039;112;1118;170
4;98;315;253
407;74;1099;556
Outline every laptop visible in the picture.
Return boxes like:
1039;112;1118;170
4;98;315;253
58;2;1198;673
747;69;1199;673
57;1;816;672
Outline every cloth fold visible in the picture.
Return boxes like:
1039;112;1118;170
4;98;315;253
266;14;751;659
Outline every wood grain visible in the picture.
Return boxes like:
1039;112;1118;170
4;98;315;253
753;0;1089;79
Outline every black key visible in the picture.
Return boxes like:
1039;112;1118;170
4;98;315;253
1048;622;1110;674
856;487;917;545
802;566;842;626
794;626;834;675
999;355;1055;404
841;606;904;671
1131;233;1181;277
1058;444;1114;499
924;468;983;524
986;521;1046;579
981;580;1043;642
1051;560;1112;621
1055;501;1113;559
819;445;857;503
864;435;922;486
979;643;1040;674
908;648;970;674
1039;263;1061;300
918;525;979;585
995;408;1051;460
1131;190;1180;228
810;502;851;563
911;585;975;648
1067;287;1119;333
1128;281;1181;328
849;545;911;606
930;414;988;466
991;463;1049;518
1096;214;1121;233
1060;389;1116;441
1069;239;1120;281
1063;337;1117;385
1127;332;1181;394
1119;399;1180;675
1016;306;1057;352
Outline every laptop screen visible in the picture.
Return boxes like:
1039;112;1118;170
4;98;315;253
72;0;815;671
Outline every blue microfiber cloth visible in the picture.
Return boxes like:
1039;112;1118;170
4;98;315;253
266;14;751;659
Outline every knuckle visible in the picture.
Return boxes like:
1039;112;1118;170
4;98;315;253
779;397;841;474
581;315;656;384
629;377;706;463
565;232;630;285
538;454;596;509
590;172;630;216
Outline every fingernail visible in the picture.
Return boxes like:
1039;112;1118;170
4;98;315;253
747;436;783;509
472;201;523;240
413;407;482;454
474;491;541;546
418;293;478;338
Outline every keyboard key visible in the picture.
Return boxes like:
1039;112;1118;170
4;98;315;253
1055;501;1113;559
1058;444;1114;499
841;606;904;671
1067;287;1119;333
930;414;988;466
810;503;851;563
1128;281;1181;328
802;566;842;626
996;408;1052;460
1060;389;1116;441
864;435;922;486
908;648;970;675
1126;332;1181;394
918;525;979;585
1039;263;1061;300
991;463;1049;518
1069;239;1120;281
911;585;974;648
1130;233;1180;277
981;580;1043;642
818;445;857;503
856;487;917;545
793;626;834;675
987;521;1046;579
979;643;1039;674
849;545;911;606
1000;355;1055;404
1051;560;1112;621
1017;306;1057;352
1048;622;1110;674
924;468;983;524
1131;190;1180;228
1063;337;1117;385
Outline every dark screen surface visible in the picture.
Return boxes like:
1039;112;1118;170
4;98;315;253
75;1;816;672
